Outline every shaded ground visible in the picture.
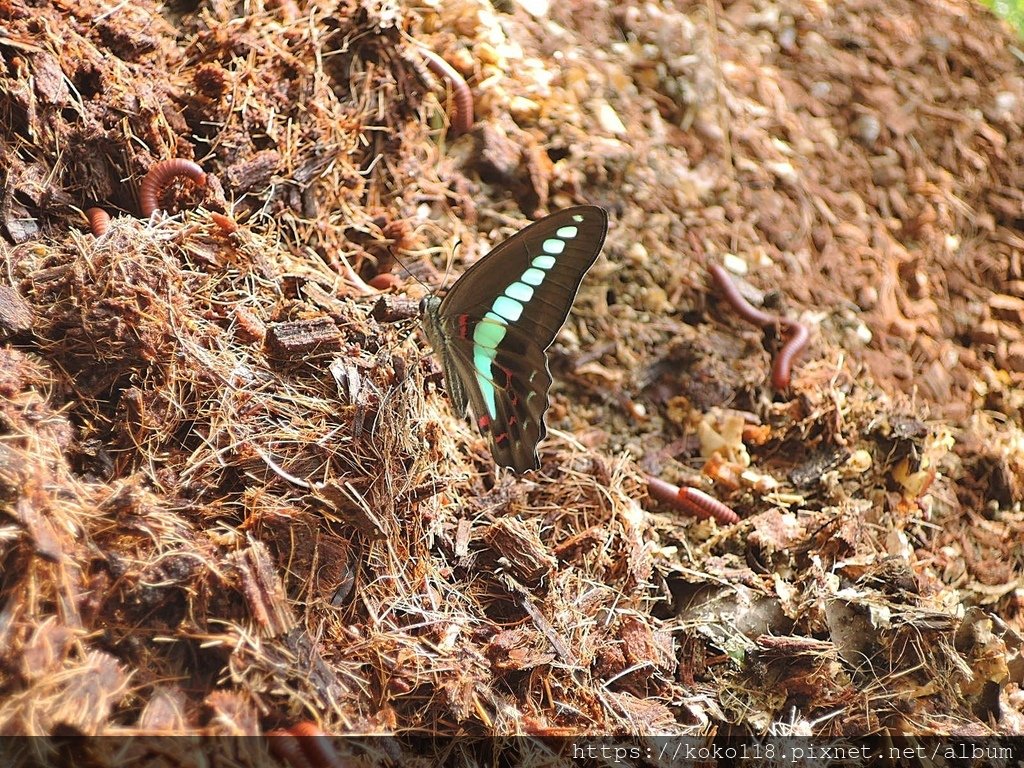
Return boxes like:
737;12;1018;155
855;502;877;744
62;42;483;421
1;0;1023;758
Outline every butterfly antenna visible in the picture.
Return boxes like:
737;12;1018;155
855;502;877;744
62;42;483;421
440;238;461;291
385;246;434;294
379;234;464;363
383;234;463;295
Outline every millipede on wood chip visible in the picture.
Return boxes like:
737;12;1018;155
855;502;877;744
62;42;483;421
139;158;208;217
288;721;342;768
267;721;343;768
266;731;307;768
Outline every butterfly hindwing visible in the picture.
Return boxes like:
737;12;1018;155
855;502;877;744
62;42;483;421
439;323;552;471
422;205;608;472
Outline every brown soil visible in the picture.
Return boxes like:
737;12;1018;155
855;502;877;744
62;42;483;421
1;0;1023;756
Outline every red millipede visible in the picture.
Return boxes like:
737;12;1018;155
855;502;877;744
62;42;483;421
288;721;342;768
772;320;810;391
708;262;811;391
210;211;238;233
368;272;400;291
677;487;740;525
645;475;739;525
86;207;110;236
267;730;314;768
647;475;684;508
707;263;776;327
139;158;208;217
418;46;474;134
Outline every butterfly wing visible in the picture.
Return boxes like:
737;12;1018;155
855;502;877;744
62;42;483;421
428;206;608;472
436;322;554;471
438;206;609;346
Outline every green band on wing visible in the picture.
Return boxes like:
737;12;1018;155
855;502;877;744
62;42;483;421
473;346;499;418
473;312;512;419
473;315;508;349
543;238;566;255
504;281;534;302
492;295;524;322
463;214;592;423
521;267;546;286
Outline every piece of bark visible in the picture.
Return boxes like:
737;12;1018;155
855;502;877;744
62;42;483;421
0;284;33;333
265;317;343;358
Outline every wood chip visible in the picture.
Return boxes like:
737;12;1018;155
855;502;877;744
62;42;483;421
225;541;296;637
0;283;33;333
481;517;556;589
265;317;343;358
989;293;1024;324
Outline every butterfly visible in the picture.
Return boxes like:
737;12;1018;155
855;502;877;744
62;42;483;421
421;206;608;472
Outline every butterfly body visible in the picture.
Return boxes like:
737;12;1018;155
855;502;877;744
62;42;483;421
421;206;608;472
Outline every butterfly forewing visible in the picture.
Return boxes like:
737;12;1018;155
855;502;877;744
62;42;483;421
423;205;608;472
438;207;608;346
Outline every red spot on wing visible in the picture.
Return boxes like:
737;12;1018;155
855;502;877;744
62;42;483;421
494;431;509;445
457;314;470;339
478;414;491;431
494;363;515;388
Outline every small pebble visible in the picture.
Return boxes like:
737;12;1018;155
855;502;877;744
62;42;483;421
854;322;873;345
513;0;550;17
509;96;541;122
627;242;648;267
857;285;878;310
595;100;627;135
845;449;873;474
722;252;748;275
853;113;881;144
